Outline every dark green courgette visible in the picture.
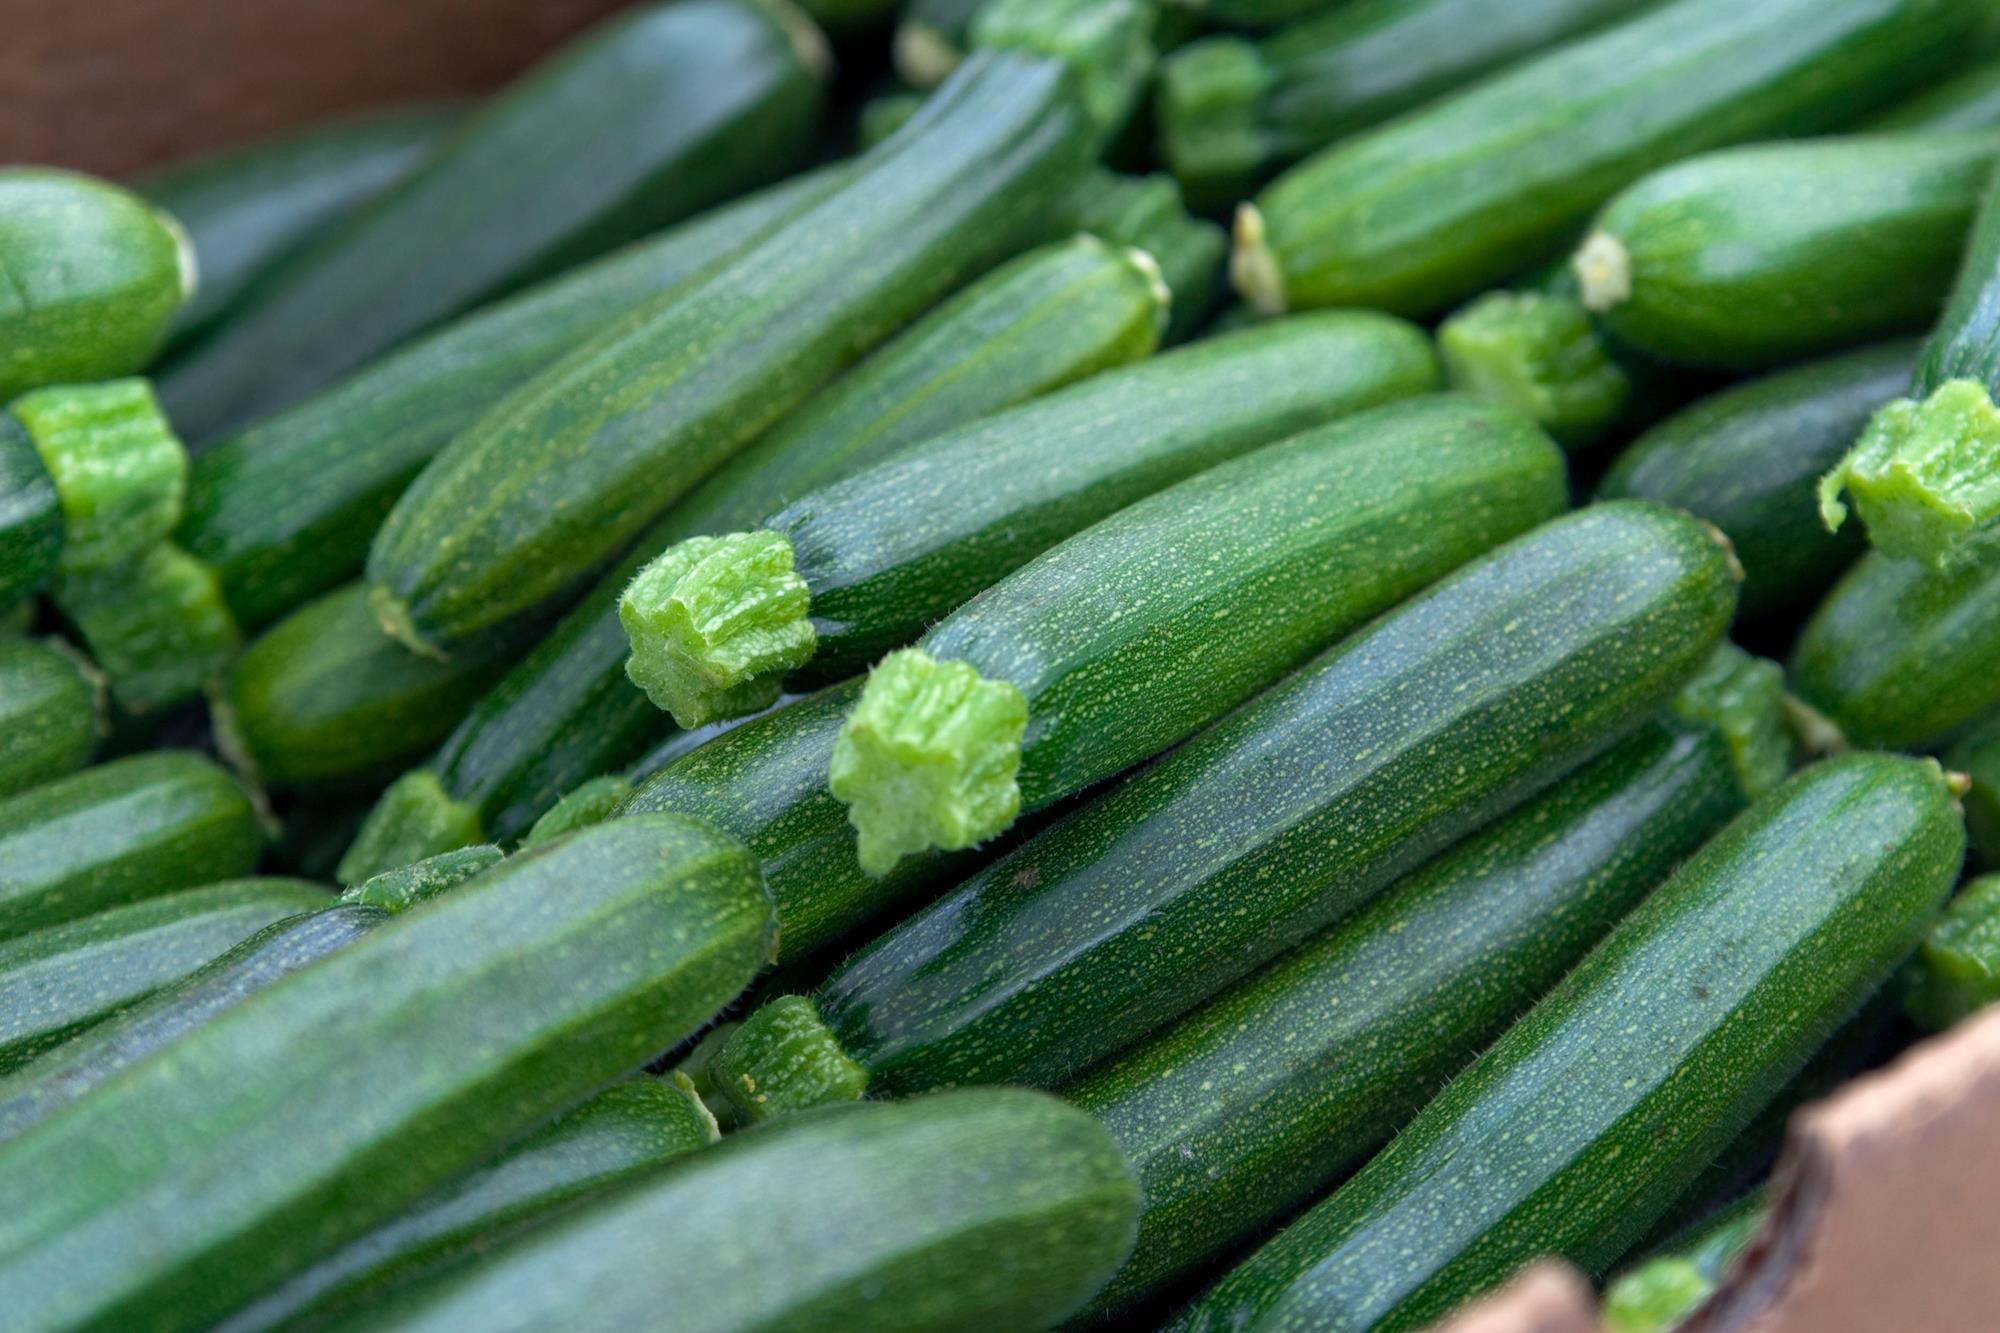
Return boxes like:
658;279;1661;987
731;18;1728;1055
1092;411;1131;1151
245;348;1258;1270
619;312;1436;730
1600;1192;1766;1333
825;394;1565;873
709;501;1738;1118
0;813;772;1333
0;878;325;1073
0;638;103;799
1946;710;2000;863
1069;719;1742;1320
0;168;193;401
365;1;1152;656
1904;873;2000;1031
1232;0;1996;317
338;1089;1138;1333
1868;56;2000;132
1600;340;1919;618
52;542;243;713
0;750;265;940
156;0;830;442
1180;752;1963;1332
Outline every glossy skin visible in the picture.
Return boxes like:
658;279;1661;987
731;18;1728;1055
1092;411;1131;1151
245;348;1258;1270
0;815;773;1333
1601;340;1917;617
1251;0;1995;316
1184;754;1963;1333
348;1091;1138;1333
0;752;264;940
1071;721;1740;1319
0;639;100;800
1917;170;2000;394
818;502;1738;1095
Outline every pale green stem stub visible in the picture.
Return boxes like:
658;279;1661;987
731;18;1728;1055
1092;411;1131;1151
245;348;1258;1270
712;995;869;1123
1819;379;2000;568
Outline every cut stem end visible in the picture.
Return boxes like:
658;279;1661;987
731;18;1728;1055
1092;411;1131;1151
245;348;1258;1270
713;995;869;1123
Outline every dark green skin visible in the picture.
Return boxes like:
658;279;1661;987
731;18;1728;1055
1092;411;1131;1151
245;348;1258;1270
179;171;834;632
0;903;384;1144
0;878;325;1074
1792;546;2000;748
817;501;1738;1094
922;394;1566;813
217;1078;712;1332
1946;710;2000;864
1593;132;2000;369
0;751;265;940
1914;170;2000;395
1069;720;1741;1320
1869;57;2000;133
0;638;100;800
1182;753;1964;1333
138;105;462;356
216;582;515;791
340;1090;1139;1333
1600;340;1919;618
0;415;61;613
1252;0;1997;316
367;49;1096;654
157;0;827;443
0;814;773;1333
783;312;1439;684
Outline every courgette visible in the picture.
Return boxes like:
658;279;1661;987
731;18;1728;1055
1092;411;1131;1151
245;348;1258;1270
216;1077;717;1332
0;751;265;940
7;379;189;574
1946;710;2000;862
1904;873;2000;1031
1574;132;2000;370
156;0;830;442
1232;0;1995;317
365;0;1153;656
1180;752;1963;1332
1045;172;1226;343
1868;56;2000;132
52;542;243;713
619;312;1436;729
709;501;1737;1118
1157;0;1659;209
0;878;325;1073
0;813;772;1332
1070;719;1742;1320
339;844;504;915
1601;1192;1765;1333
0;638;103;799
337;1089;1137;1333
0;416;61;613
1438;288;1633;452
825;394;1566;873
1599;340;1918;618
0;168;193;401
1667;644;1792;800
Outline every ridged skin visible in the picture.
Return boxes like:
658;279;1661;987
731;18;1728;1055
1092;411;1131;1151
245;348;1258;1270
342;1091;1138;1333
1184;753;1963;1332
817;501;1737;1094
0;814;773;1333
158;0;828;442
1249;0;1995;315
1600;340;1917;617
1070;720;1740;1319
0;639;100;800
0;751;264;940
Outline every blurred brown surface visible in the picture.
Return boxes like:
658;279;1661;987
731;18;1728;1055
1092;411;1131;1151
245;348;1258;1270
1;0;633;177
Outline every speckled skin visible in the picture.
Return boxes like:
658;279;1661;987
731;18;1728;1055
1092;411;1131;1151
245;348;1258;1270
1247;0;1992;316
1069;720;1741;1319
1183;752;1963;1332
344;1090;1138;1333
0;639;101;800
0;878;324;1074
0;814;773;1333
0;751;264;940
818;501;1737;1094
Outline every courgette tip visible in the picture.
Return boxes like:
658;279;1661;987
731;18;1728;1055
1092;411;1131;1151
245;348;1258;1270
712;995;868;1123
1437;291;1631;448
1573;231;1632;314
366;583;447;661
519;776;634;849
336;768;484;886
1229;204;1287;317
1124;245;1173;336
829;648;1027;876
1817;381;2000;568
619;531;816;730
1600;1257;1714;1333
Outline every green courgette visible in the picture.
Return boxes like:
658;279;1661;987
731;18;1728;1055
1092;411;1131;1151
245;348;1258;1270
156;0;830;442
1600;1192;1765;1333
1180;752;1963;1332
365;0;1153;657
52;542;243;713
1946;710;2000;863
1600;340;1918;618
1438;287;1633;452
338;1089;1137;1333
619;312;1436;730
1044;172;1226;343
1905;873;2000;1031
0;813;772;1333
1070;718;1742;1320
1667;644;1792;800
1231;0;1995;317
0;416;61;614
0;638;103;799
339;844;504;915
0;878;325;1073
0;750;265;940
0;168;193;402
708;501;1737;1119
1868;56;2000;132
6;379;188;575
1575;132;2000;369
825;394;1566;873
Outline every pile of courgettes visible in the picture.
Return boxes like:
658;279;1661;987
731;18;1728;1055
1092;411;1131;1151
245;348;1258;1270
4;0;2000;1326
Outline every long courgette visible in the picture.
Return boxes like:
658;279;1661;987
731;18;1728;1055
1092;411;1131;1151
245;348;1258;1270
1179;752;1962;1332
0;638;103;800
